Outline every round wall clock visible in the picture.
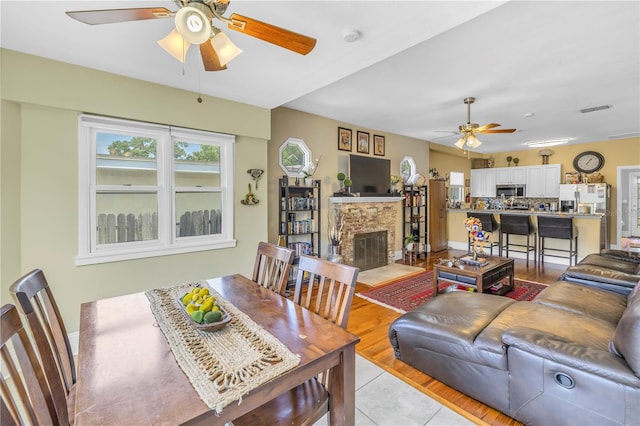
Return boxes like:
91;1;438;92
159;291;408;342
573;151;605;173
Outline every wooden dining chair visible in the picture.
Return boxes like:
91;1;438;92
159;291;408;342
252;241;295;295
9;268;75;425
1;304;62;425
234;255;359;426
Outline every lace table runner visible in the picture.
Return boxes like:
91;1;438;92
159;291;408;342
146;281;300;413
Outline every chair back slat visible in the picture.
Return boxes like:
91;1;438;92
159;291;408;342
1;304;61;426
9;269;73;425
293;256;359;329
252;242;295;295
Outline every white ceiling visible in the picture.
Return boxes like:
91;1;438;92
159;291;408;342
2;1;639;154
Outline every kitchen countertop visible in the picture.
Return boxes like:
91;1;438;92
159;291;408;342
448;208;604;218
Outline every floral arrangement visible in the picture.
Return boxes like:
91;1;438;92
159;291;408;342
327;205;344;246
302;156;321;178
390;175;401;192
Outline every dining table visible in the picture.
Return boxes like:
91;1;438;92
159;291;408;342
74;273;360;425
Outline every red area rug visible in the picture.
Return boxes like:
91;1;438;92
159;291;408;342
356;270;548;313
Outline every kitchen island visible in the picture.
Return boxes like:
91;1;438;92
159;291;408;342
447;209;605;263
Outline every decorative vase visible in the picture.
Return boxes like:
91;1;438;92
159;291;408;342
304;177;313;187
327;245;344;264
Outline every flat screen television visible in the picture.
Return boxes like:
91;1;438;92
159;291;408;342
349;155;391;196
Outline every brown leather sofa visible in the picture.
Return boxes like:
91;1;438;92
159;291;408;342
560;249;640;295
389;280;640;425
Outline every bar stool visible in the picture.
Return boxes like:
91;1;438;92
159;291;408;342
537;215;578;266
467;212;500;256
499;214;537;265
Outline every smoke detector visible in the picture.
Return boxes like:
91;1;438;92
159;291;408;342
343;30;361;42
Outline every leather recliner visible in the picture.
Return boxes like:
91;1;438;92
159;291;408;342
560;249;640;295
389;280;640;425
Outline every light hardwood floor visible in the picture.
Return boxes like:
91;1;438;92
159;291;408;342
347;249;566;426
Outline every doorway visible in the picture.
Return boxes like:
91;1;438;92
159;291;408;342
617;166;640;251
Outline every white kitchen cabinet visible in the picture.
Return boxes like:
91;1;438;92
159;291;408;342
542;164;561;197
526;164;561;197
495;167;526;185
470;168;496;198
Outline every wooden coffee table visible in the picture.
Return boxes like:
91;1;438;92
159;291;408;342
433;256;514;297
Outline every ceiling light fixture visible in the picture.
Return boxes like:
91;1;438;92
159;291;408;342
526;138;570;148
210;30;242;66
158;4;242;68
455;133;482;149
175;6;211;44
580;104;612;113
158;29;190;63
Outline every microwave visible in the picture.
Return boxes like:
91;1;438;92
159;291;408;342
496;185;525;198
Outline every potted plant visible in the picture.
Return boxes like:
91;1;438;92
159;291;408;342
404;234;417;251
301;156;321;187
343;177;352;193
337;172;346;192
390;175;401;194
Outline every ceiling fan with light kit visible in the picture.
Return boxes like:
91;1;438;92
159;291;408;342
66;0;317;71
452;97;516;151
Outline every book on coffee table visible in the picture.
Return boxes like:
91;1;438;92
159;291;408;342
459;255;489;267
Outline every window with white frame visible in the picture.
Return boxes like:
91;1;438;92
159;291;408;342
76;114;235;265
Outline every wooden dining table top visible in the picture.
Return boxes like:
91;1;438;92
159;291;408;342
74;273;360;425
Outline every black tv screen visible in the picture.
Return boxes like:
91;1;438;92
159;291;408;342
349;155;391;196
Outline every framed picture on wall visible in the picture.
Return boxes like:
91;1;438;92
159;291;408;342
338;127;352;152
357;131;370;154
373;135;385;156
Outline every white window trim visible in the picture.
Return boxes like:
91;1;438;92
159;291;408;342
76;114;235;266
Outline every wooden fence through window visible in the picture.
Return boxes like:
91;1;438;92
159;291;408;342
97;209;222;244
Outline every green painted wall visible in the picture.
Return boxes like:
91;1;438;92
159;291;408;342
1;49;270;332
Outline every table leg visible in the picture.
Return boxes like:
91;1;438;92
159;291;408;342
329;344;356;425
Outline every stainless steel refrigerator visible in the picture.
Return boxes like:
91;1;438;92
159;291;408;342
559;183;611;249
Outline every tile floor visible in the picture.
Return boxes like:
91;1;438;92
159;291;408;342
314;355;475;426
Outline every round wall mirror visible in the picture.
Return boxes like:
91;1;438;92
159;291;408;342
400;156;416;182
279;138;311;177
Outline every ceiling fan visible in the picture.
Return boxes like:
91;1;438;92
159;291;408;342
66;0;317;71
453;97;516;150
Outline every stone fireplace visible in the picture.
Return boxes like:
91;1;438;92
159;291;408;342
329;197;403;269
353;230;388;271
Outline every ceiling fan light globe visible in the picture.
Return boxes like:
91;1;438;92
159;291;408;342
210;32;243;66
454;138;466;149
466;135;482;148
175;7;211;44
158;29;190;63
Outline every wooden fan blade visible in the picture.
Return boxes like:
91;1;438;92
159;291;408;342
476;123;500;132
66;7;172;25
227;13;317;55
200;43;227;71
479;128;517;134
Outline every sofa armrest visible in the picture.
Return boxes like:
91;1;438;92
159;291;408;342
600;249;640;264
503;326;640;386
560;266;639;296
